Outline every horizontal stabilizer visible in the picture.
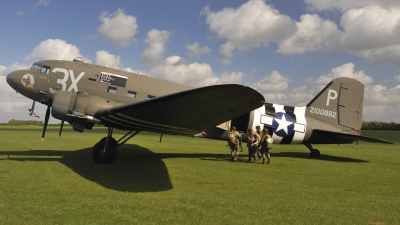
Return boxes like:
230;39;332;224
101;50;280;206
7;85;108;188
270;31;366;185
311;129;393;144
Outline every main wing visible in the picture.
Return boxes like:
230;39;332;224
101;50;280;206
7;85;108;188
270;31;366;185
95;84;264;135
309;129;393;144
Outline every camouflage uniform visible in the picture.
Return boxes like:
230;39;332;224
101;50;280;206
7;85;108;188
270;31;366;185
258;128;273;164
254;125;263;161
247;128;260;161
227;126;241;162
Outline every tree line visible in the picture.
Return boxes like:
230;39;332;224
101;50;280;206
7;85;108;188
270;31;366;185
362;121;400;130
6;119;44;125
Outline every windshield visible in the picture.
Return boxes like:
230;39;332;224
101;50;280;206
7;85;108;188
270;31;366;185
30;64;50;74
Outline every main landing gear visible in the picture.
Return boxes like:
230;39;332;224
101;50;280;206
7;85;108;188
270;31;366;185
92;127;139;163
303;142;320;158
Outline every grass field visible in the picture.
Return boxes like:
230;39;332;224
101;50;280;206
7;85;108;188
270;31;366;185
0;125;399;224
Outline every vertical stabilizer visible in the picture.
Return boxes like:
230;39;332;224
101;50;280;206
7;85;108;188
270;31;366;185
306;77;364;131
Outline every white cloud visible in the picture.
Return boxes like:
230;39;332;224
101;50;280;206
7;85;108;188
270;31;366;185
394;75;400;82
219;42;235;58
16;10;24;16
34;0;50;9
262;85;316;106
252;71;292;94
216;58;232;66
95;50;121;68
305;0;400;11
313;63;373;85
219;71;244;84
202;0;296;56
363;84;400;121
140;29;170;67
97;9;138;47
95;50;139;73
277;14;341;55
186;42;211;59
338;6;400;65
0;62;30;76
25;39;91;63
149;56;219;87
365;84;400;105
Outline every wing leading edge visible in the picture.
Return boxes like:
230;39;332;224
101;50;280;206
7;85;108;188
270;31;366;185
310;129;393;144
95;84;264;135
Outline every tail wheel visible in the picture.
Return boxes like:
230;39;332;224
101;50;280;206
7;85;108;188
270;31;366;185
92;137;118;163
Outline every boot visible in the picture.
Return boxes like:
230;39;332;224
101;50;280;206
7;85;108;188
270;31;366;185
262;158;266;164
252;156;258;162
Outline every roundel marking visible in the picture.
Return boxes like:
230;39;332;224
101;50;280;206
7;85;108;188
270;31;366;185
21;73;35;89
272;112;295;137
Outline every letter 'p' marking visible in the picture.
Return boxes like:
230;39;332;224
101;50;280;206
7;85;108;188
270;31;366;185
326;89;337;106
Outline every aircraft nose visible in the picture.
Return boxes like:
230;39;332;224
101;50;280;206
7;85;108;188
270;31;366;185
6;71;20;90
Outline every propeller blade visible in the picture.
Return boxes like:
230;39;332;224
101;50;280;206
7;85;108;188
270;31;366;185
59;120;64;137
41;106;50;141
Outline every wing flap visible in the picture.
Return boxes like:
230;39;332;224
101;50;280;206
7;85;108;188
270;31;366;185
96;84;264;134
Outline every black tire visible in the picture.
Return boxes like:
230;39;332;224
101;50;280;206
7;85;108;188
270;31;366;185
92;137;118;163
310;149;320;158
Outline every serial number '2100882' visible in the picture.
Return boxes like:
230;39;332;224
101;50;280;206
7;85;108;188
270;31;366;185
309;107;336;118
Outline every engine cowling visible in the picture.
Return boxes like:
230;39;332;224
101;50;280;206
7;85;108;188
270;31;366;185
51;91;119;131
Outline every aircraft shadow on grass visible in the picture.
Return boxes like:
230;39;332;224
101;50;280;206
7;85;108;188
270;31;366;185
0;145;368;192
198;151;369;163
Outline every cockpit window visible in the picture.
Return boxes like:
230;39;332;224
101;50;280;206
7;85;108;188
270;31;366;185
31;64;42;71
30;64;50;74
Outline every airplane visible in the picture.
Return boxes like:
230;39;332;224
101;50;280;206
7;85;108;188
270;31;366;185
6;57;264;163
6;57;392;163
197;76;393;157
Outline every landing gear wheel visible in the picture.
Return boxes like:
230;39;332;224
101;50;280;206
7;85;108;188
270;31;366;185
92;137;118;163
310;149;320;158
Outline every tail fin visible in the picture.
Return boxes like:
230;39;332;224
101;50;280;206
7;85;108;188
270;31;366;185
306;77;364;131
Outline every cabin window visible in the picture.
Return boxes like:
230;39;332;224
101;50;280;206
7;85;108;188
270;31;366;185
107;86;117;94
147;95;156;99
127;91;136;98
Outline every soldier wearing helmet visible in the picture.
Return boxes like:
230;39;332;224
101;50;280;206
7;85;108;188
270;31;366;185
227;126;241;162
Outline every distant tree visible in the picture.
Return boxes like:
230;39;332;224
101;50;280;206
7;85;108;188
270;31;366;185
362;120;400;130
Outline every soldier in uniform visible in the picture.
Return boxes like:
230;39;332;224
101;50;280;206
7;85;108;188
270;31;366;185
246;128;260;162
258;128;273;164
227;126;241;162
254;125;263;161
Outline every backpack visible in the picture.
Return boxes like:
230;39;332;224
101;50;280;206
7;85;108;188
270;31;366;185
266;135;273;144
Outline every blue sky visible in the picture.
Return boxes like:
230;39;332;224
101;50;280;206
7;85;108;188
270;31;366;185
1;0;400;123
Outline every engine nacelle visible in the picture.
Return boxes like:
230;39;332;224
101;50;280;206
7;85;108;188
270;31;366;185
51;91;119;131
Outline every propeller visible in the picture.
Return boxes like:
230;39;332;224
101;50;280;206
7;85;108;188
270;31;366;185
41;105;50;141
59;120;64;137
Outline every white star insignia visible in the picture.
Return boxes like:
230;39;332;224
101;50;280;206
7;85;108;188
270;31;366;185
275;114;293;135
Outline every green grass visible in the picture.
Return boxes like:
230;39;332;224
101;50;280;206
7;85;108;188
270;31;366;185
1;126;399;224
